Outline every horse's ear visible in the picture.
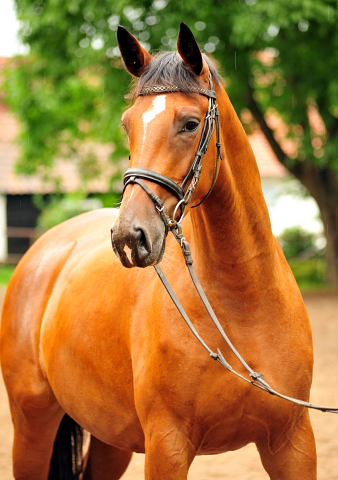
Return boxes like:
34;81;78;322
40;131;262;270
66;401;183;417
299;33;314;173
177;22;208;80
117;26;152;77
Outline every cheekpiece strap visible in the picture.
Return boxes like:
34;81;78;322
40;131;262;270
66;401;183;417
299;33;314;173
139;84;216;99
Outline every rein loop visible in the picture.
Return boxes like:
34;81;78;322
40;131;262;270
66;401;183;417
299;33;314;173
156;224;338;414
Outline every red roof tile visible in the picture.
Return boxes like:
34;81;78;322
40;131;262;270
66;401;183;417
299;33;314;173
248;129;287;177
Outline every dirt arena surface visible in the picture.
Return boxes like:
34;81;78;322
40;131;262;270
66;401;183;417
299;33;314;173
1;287;338;479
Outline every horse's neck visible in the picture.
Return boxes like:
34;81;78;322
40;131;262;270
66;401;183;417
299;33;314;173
189;89;278;296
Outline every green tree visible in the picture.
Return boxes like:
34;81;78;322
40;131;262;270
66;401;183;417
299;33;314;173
3;0;338;282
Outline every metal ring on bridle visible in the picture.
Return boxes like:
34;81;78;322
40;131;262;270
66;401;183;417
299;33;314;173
172;199;187;225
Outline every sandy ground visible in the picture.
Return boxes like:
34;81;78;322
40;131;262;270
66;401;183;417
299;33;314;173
1;287;338;479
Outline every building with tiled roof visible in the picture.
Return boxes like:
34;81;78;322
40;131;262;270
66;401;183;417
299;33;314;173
248;129;287;178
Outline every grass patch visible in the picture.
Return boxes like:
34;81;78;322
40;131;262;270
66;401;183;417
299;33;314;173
0;265;15;285
287;258;326;290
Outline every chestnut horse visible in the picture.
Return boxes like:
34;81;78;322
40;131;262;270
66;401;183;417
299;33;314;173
1;23;316;480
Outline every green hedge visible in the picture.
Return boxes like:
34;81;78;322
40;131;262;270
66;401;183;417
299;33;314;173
0;265;15;286
288;258;326;289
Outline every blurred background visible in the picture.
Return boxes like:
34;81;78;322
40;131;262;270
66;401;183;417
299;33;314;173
0;0;338;289
1;3;338;479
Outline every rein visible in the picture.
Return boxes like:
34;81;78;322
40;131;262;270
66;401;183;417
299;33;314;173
156;226;338;414
122;74;338;414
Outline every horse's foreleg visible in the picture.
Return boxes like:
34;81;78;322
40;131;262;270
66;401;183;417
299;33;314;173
257;410;317;480
10;399;64;480
143;421;195;480
82;436;133;480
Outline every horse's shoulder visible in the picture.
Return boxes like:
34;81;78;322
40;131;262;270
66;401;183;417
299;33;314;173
4;208;118;304
44;207;118;239
32;207;117;252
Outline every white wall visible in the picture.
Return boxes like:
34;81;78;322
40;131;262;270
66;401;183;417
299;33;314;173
261;177;324;238
0;194;7;262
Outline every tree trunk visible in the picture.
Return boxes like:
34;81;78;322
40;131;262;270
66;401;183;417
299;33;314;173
248;89;338;285
292;163;338;285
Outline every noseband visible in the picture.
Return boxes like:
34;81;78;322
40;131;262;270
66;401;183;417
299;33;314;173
123;71;222;232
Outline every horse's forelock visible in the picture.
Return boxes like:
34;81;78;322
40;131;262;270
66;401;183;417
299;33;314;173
127;51;220;99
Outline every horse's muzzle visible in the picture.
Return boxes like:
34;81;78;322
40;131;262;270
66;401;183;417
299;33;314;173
111;214;166;268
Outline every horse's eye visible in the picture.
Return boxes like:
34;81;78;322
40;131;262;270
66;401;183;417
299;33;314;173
182;121;199;132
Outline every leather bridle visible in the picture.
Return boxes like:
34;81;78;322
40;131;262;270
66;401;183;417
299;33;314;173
121;72;338;414
123;72;222;230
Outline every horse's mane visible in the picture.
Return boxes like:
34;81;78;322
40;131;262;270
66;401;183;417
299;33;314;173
128;51;221;99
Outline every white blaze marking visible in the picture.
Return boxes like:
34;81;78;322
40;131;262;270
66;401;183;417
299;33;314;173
124;185;135;208
142;95;166;148
124;245;133;263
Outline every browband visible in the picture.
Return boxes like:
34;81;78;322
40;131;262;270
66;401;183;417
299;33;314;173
139;84;216;99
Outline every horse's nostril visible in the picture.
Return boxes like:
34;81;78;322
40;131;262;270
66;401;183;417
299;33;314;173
139;229;146;248
137;228;150;256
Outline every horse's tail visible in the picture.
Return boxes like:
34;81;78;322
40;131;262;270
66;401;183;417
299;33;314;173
48;414;84;480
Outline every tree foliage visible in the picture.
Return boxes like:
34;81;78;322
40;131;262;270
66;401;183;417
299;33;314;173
279;226;320;259
4;0;338;283
3;0;338;181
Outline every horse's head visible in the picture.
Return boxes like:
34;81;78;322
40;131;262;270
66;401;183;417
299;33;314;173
111;23;221;268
